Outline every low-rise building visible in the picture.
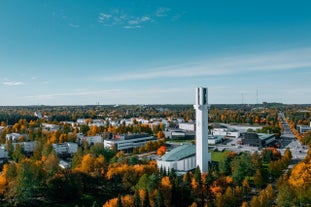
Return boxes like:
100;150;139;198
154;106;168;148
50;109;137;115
0;147;8;162
212;128;240;138
164;129;195;140
179;122;195;131
6;133;28;142
157;144;197;172
77;135;103;146
241;133;276;148
297;125;311;134
104;134;156;152
52;142;78;157
208;135;224;145
11;141;36;154
42;123;60;132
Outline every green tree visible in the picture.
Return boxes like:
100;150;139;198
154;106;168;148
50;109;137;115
117;194;123;207
219;156;231;175
155;188;165;207
194;166;202;184
134;189;141;207
253;169;264;188
7;159;42;206
12;144;25;163
143;190;150;207
231;153;254;185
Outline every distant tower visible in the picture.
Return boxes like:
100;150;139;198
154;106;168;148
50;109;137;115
193;87;211;172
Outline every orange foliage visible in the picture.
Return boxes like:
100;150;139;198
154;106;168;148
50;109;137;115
0;164;8;195
157;146;166;156
225;176;233;185
210;185;222;195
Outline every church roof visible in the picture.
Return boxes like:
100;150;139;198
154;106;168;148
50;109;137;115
160;144;196;161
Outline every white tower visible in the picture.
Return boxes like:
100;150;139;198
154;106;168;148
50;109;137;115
194;87;210;172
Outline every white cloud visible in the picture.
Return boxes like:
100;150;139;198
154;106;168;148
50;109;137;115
156;7;171;17
98;8;162;29
98;47;311;81
69;23;80;28
3;81;24;86
124;25;141;29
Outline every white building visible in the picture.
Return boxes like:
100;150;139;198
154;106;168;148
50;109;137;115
212;128;240;138
104;134;156;151
77;118;87;125
52;142;78;156
208;135;224;145
194;87;211;172
0;147;8;160
179;122;195;131
89;119;106;127
12;141;36;154
77;135;103;146
157;144;196;172
42;123;60;132
297;125;311;134
61;121;75;127
6;133;27;142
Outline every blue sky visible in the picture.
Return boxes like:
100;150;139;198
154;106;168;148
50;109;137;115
1;0;311;105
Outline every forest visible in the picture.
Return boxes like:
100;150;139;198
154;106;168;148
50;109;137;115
0;104;310;206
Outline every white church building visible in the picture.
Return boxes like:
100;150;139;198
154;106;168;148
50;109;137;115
157;87;211;173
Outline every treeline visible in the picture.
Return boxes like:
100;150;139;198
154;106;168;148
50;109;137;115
2;104;309;126
103;148;293;207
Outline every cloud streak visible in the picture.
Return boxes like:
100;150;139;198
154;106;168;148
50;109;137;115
98;47;311;81
98;7;170;29
3;81;24;86
22;87;192;104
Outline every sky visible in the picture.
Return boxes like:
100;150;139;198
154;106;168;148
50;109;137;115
0;0;311;106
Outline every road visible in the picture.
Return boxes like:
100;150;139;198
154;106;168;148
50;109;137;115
278;112;307;161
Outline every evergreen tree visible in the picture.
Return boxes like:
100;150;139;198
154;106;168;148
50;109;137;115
134;189;141;207
117;194;123;207
143;190;150;207
155;188;165;207
169;168;176;182
194;166;202;183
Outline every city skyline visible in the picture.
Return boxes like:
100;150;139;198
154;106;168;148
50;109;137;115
1;0;311;105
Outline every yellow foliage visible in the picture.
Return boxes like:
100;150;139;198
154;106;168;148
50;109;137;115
289;160;311;189
79;153;96;173
161;176;172;207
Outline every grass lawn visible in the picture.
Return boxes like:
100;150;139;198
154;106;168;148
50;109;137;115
211;150;229;162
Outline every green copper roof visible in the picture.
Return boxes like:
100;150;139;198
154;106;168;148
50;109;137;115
160;144;196;161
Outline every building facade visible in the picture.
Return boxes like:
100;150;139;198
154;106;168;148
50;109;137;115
104;134;156;152
157;144;196;172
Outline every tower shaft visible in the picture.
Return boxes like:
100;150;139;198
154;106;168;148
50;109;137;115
194;87;210;172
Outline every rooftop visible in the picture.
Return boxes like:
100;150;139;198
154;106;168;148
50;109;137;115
258;133;275;140
159;144;196;161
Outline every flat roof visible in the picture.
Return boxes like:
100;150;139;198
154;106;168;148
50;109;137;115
159;144;196;161
258;133;275;140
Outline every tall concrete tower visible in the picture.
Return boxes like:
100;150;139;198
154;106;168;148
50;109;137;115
194;87;210;172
